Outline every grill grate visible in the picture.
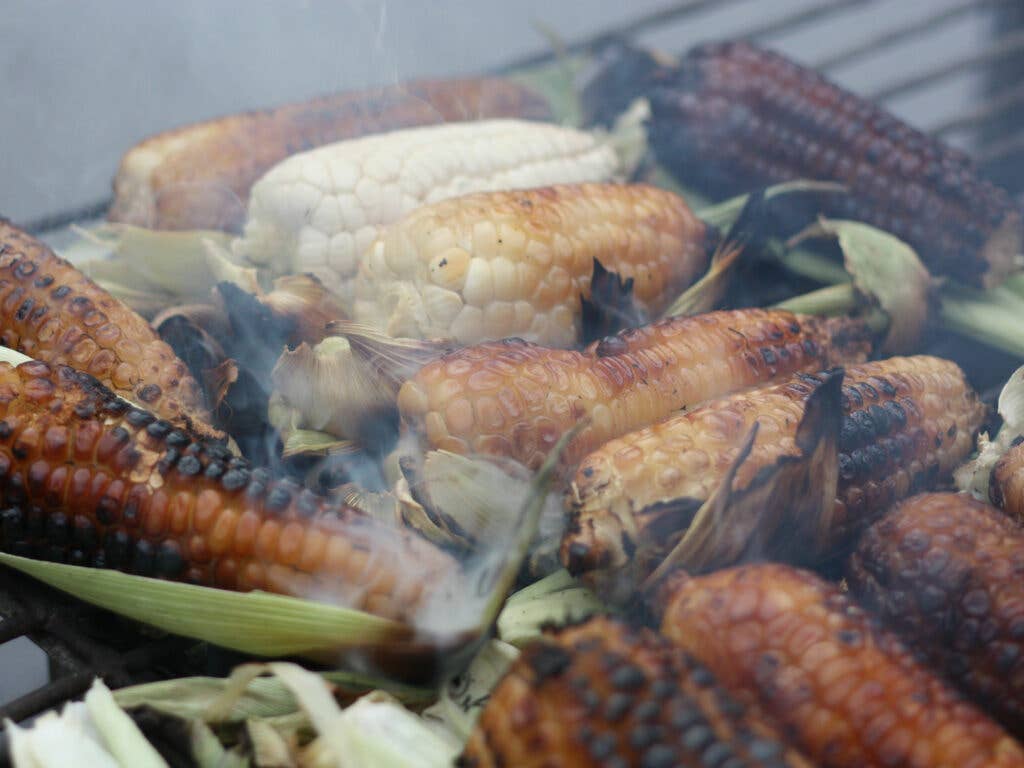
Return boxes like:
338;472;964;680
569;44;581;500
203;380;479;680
4;0;1024;760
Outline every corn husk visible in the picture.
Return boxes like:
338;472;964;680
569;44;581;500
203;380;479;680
957;364;1024;499
696;180;846;232
496;569;608;647
270;327;451;450
788;217;934;353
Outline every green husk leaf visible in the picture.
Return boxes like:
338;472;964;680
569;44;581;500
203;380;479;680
696;180;845;232
422;640;520;742
662;240;742;319
496;569;608;647
956;364;1024;499
71;224;242;316
791;217;933;353
0;553;409;658
507;52;588;127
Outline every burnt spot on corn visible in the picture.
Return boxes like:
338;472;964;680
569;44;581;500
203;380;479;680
850;493;1024;737
461;617;810;767
645;40;1020;288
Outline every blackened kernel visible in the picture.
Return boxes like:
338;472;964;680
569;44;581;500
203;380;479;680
221;468;250;492
588;734;616;760
11;260;35;278
176;455;201;476
109;426;131;445
155;542;185;578
265;485;292;512
11;442;28;460
165;430;189;448
6;473;26;503
865;443;887;471
122;497;141;526
73;401;97;419
204;462;226;480
747;739;782;760
296;489;320;517
68;548;88;566
14;298;34;322
9;541;32;557
51;285;70;299
0;421;11;440
227;457;248;470
30;305;47;321
650;679;675;699
125;409;155;427
851;410;877;440
72;516;98;550
92;550;107;569
603;693;632;722
46;512;70;545
859;382;879;401
682;725;713;751
801;338;817;356
138;384;162;403
244;481;267;502
634;699;660;722
641;744;677;768
873;377;897;397
132;539;155;576
844;386;863;409
25;507;44;538
146;420;173;439
526;644;572;680
33;275;54;288
610;663;646;690
689;665;715;688
184;442;202;455
580;688;600;713
156;448;180;475
760;347;777;366
103;398;129;415
250;467;271;486
44;544;66;563
104;529;131;568
203;443;233;462
630;724;661;749
701;742;734;768
837;629;862;646
868;404;891;435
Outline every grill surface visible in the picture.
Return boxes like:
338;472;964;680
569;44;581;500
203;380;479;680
3;0;1024;761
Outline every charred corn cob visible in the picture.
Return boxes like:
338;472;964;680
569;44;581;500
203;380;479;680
564;356;985;587
0;360;453;622
991;440;1024;519
849;492;1024;737
109;77;551;232
0;221;210;430
658;563;1024;768
353;183;714;347
397;309;870;471
461;616;813;768
646;40;1022;288
232;120;622;304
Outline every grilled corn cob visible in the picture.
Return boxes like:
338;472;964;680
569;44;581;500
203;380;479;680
232;120;622;304
461;616;813;768
646;40;1022;288
991;440;1024;519
397;309;870;471
0;360;454;622
658;563;1024;768
0;221;210;430
353;183;714;347
109;78;551;232
564;356;985;586
849;492;1024;737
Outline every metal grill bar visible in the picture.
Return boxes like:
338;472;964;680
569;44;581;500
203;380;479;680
744;0;876;43
934;79;1024;137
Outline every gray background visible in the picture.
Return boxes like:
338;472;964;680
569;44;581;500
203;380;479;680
0;0;1004;706
0;0;993;227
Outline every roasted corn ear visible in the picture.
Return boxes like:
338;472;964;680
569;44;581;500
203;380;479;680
353;183;715;347
849;492;1024;737
991;440;1024;519
564;356;984;586
0;360;454;622
109;77;551;232
397;308;870;471
232;120;622;304
0;221;210;430
659;563;1024;768
646;40;1022;288
460;616;813;768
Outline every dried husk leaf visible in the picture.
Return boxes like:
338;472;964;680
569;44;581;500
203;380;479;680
5;704;120;768
792;217;934;353
496;569;608;647
262;274;349;344
696;180;846;232
85;679;169;768
957;364;1024;499
0;552;410;659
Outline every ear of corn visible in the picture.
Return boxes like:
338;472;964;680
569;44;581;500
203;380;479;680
0;359;453;623
108;77;552;232
849;492;1024;738
397;308;870;472
0;222;211;431
232;119;622;304
460;616;814;768
353;182;715;347
646;40;1022;288
563;356;985;588
658;563;1024;768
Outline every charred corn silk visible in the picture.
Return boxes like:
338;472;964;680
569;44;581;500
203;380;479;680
398;309;870;471
0;221;209;429
0;361;453;622
850;493;1024;737
563;355;985;583
659;564;1024;768
232;120;621;304
461;616;813;768
353;183;714;347
647;40;1022;288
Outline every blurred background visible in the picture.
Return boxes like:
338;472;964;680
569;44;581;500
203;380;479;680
1;0;1024;709
3;0;1023;228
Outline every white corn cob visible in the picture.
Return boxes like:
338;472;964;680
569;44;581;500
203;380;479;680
231;119;622;304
